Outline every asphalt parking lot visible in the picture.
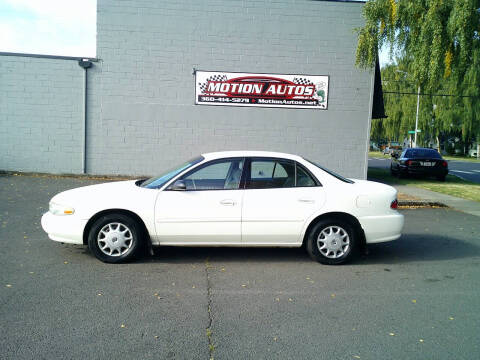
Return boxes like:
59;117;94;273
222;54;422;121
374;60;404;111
1;174;480;359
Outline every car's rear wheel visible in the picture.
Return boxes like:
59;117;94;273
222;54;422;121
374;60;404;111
88;214;143;263
306;218;358;265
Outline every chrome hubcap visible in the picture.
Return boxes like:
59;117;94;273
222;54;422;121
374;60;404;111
97;222;133;257
317;226;350;259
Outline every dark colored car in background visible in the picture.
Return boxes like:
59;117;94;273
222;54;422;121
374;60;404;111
390;148;448;181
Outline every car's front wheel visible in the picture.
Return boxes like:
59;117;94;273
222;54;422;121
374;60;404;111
88;214;144;263
306;218;358;265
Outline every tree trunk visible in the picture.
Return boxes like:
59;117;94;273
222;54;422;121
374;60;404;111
477;135;480;159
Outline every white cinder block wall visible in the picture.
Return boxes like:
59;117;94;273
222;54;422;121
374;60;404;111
1;0;372;178
0;55;84;173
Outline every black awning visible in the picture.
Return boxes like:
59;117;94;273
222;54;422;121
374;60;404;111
372;57;387;119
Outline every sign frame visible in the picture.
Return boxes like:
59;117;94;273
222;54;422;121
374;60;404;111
194;70;329;110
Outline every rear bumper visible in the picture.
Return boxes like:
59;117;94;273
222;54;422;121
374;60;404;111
399;165;448;176
358;213;404;244
41;212;86;245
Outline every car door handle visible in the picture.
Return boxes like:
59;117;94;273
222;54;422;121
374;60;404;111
220;199;236;206
298;198;315;203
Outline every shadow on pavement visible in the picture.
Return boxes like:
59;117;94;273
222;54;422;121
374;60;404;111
123;232;480;265
146;246;308;264
362;233;480;264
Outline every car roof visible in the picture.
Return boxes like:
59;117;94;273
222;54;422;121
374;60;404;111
201;151;304;162
406;147;437;151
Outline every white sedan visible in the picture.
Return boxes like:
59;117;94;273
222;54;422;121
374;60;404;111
41;151;404;265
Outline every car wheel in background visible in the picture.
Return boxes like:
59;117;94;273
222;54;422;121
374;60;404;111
88;214;144;263
306;218;358;265
390;164;397;177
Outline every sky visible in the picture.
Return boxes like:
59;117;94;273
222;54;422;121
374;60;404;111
0;0;96;57
379;43;394;68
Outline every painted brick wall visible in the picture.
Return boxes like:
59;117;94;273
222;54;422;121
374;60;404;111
0;55;84;173
1;0;372;179
88;0;373;178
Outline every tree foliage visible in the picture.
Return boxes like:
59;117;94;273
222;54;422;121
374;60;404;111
357;0;480;145
377;57;480;148
356;0;479;88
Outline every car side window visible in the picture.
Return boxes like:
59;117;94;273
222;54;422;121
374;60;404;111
296;164;316;187
246;159;295;189
181;159;244;190
251;161;275;179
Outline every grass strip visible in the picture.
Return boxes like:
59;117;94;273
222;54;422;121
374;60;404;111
368;167;480;202
368;151;479;163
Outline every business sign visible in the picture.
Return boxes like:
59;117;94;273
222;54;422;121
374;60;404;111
195;71;329;109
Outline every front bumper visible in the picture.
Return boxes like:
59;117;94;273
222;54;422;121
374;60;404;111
358;213;404;244
41;212;87;245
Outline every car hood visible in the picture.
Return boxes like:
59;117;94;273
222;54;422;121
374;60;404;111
51;180;139;206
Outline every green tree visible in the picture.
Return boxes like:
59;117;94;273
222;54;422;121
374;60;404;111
357;0;480;153
356;0;479;90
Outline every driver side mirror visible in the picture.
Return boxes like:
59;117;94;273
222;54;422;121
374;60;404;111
170;180;186;191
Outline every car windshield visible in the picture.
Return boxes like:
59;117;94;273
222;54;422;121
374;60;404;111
140;156;204;189
304;159;354;184
405;149;442;159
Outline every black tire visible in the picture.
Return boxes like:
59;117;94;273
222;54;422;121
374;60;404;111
390;164;397;177
436;175;446;182
88;214;144;263
306;218;359;265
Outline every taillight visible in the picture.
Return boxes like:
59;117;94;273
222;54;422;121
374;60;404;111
390;199;398;209
406;160;412;166
441;161;448;167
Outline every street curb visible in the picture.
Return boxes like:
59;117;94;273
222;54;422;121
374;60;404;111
0;170;140;181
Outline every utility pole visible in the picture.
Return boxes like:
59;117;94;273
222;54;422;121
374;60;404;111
396;70;421;148
414;85;420;147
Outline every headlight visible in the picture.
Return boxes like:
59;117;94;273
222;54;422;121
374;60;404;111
49;202;75;216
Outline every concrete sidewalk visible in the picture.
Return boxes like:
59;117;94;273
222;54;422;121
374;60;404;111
395;184;480;217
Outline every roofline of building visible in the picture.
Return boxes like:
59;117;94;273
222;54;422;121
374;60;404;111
0;52;98;62
313;0;366;3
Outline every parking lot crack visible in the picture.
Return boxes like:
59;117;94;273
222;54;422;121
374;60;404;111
205;257;215;360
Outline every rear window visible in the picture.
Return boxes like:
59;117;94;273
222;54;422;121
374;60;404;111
304;159;354;184
405;149;442;159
